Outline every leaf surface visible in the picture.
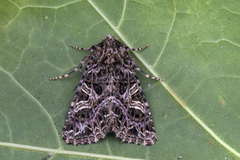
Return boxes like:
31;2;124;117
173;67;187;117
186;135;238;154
1;0;240;159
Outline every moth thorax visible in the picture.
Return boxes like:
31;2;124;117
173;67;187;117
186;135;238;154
102;51;117;65
105;57;116;65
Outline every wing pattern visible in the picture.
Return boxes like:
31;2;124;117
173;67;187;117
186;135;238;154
51;35;162;146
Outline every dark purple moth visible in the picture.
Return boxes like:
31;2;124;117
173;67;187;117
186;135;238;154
50;35;163;146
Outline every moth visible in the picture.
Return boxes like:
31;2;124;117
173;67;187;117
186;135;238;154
50;35;163;146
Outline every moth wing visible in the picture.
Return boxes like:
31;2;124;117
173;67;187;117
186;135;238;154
111;70;157;146
62;64;109;145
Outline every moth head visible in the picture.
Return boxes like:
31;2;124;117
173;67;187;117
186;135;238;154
91;35;127;65
95;35;119;64
102;35;118;47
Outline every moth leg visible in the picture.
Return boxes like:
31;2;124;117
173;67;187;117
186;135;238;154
69;44;90;51
129;45;163;81
134;66;164;81
129;45;148;51
50;54;91;81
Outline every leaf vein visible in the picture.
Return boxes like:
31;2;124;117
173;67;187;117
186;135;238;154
0;66;62;149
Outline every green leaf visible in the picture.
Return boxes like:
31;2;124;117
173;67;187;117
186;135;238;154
1;0;240;159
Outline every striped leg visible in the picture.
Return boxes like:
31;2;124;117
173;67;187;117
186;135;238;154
69;44;90;51
134;66;164;81
129;45;148;51
50;54;91;81
130;45;163;81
